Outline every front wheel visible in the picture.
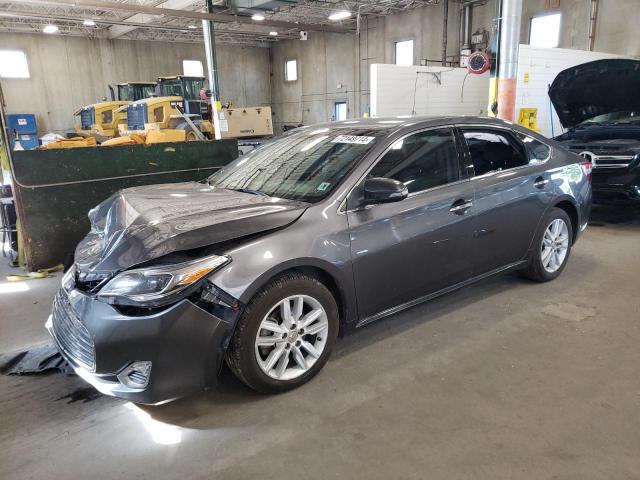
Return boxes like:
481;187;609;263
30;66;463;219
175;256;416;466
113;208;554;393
520;207;573;282
226;273;339;393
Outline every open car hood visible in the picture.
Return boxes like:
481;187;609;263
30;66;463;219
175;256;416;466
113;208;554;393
75;182;308;273
548;59;640;128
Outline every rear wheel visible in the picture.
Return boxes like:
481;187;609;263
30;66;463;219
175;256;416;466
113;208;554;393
520;207;573;282
226;273;339;393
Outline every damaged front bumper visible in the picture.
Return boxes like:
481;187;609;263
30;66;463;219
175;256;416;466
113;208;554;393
46;285;238;405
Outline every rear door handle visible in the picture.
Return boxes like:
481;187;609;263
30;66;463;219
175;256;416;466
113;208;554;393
534;176;549;189
450;199;473;215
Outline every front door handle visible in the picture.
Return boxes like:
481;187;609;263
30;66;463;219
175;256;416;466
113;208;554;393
450;199;473;215
534;176;549;189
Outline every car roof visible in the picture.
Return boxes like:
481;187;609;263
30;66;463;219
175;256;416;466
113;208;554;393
300;115;518;135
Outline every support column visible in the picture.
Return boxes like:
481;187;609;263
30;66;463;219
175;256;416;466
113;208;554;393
496;0;522;122
203;0;221;140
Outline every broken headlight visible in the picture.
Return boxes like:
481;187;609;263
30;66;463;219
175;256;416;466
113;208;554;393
97;254;230;306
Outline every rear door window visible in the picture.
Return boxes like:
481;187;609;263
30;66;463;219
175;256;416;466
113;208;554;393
461;129;528;176
516;133;551;164
368;128;461;194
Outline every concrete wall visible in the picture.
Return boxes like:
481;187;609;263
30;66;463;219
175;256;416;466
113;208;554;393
0;33;271;134
270;0;639;131
521;0;640;58
270;32;358;131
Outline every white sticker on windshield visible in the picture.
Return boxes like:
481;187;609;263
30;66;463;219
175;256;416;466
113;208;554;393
331;135;375;145
317;182;331;191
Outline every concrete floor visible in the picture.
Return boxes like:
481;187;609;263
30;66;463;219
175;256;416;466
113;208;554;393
1;205;639;480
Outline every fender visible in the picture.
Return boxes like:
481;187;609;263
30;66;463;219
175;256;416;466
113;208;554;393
236;256;358;330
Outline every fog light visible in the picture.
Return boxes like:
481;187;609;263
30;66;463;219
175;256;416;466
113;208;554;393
117;361;152;389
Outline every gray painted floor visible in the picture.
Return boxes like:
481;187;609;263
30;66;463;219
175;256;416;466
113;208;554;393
1;205;639;480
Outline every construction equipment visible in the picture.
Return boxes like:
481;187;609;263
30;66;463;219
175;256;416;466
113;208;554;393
117;96;213;141
118;76;214;140
157;75;211;120
118;76;273;141
74;100;129;139
109;82;156;102
75;82;155;140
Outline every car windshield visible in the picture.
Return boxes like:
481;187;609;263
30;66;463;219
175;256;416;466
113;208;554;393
208;127;386;203
581;110;640;125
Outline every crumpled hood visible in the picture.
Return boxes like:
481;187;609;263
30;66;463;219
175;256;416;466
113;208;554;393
75;182;308;272
549;59;640;128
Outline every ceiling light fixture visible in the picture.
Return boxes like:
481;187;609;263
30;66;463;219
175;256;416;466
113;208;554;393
328;10;351;21
269;31;278;36
43;24;59;34
83;19;96;26
252;14;265;21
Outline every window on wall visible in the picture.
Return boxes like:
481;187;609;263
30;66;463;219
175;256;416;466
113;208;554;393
285;59;298;81
334;102;347;121
0;50;30;79
182;59;204;77
394;40;414;66
529;13;561;48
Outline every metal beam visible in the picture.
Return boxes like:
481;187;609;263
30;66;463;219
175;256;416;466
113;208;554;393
9;0;356;33
0;10;297;39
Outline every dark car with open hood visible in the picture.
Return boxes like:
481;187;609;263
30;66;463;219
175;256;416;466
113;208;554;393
47;116;592;404
550;59;640;203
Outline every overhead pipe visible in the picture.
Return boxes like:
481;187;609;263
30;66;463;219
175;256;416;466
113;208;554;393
496;0;522;122
442;0;449;66
462;3;471;50
588;0;599;51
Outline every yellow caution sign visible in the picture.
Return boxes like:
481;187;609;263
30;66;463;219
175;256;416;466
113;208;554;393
518;108;540;131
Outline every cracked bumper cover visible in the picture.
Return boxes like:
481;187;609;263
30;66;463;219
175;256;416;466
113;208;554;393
47;287;235;405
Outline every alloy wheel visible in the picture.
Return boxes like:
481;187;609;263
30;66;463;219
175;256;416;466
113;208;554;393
255;295;329;381
541;218;569;273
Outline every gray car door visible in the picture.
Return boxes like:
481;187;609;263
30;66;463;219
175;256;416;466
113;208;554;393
459;127;552;275
346;127;477;321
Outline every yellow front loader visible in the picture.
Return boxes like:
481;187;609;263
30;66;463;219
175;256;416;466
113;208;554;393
117;96;213;141
74;101;129;139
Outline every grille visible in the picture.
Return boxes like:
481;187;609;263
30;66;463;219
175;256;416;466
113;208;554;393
590;156;635;169
51;292;95;370
127;103;148;130
80;108;95;130
569;147;637;169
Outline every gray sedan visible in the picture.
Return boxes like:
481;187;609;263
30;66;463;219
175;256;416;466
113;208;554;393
48;116;592;404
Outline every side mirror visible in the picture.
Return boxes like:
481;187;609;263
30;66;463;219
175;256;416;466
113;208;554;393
363;177;408;204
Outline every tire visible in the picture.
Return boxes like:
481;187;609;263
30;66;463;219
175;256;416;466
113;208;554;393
520;207;573;282
226;272;339;393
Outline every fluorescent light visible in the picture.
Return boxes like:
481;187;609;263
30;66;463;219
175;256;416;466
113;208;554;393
328;10;351;21
188;24;197;29
269;31;278;36
83;19;96;26
43;24;59;34
252;13;265;21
